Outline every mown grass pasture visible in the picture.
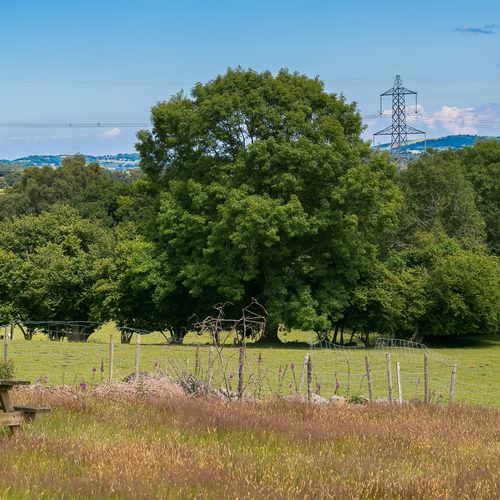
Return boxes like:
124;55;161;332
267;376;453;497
6;325;500;408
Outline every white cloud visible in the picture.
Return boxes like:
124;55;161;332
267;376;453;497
365;102;500;141
433;106;478;134
407;105;478;134
102;127;122;139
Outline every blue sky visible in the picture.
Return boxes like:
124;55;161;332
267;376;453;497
0;0;499;158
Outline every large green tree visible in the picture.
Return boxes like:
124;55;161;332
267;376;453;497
91;223;193;338
344;231;500;342
133;68;401;340
396;232;500;339
0;206;114;327
397;150;486;245
459;139;500;254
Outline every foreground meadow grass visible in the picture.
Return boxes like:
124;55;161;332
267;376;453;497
1;386;499;499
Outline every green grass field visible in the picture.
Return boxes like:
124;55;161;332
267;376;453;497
5;324;500;407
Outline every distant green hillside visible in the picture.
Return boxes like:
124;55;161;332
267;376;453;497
0;153;140;170
375;135;500;153
410;135;499;151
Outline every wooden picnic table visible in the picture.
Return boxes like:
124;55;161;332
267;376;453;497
0;380;50;436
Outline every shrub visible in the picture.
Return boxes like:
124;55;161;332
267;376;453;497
0;359;15;379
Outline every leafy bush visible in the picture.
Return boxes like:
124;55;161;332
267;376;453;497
0;359;15;379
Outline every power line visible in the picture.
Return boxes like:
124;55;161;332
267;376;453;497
0;122;151;128
0;80;194;86
366;112;500;130
0;76;395;87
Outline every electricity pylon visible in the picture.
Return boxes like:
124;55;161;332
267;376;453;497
373;75;425;166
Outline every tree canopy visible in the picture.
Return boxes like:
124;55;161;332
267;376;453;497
0;206;113;324
0;155;127;226
397;150;486;244
460;139;500;254
133;68;401;339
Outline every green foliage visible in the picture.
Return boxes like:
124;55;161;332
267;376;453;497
0;164;24;189
133;68;402;337
91;224;170;332
399;140;500;255
391;232;500;338
388;143;500;339
0;359;14;379
420;242;499;337
0;206;114;323
0;71;496;343
0;155;127;226
397;150;486;244
344;230;500;340
459;139;500;254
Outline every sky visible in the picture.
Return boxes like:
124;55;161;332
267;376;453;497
0;0;499;158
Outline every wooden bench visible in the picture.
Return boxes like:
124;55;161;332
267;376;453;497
13;406;51;422
0;380;51;435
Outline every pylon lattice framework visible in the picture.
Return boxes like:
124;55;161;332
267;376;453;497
373;75;425;165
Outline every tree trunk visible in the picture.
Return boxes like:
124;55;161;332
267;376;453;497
257;322;280;343
340;325;345;345
363;330;370;347
332;323;340;343
410;324;424;343
18;324;33;341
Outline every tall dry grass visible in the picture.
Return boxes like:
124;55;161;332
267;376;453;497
1;382;499;499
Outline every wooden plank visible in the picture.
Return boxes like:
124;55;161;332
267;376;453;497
14;406;51;414
0;380;30;387
0;411;29;426
0;389;22;435
0;389;15;412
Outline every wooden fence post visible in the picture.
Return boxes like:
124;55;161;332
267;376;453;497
448;363;457;407
134;334;141;380
207;347;214;386
424;353;429;403
396;361;403;405
3;325;8;363
194;345;201;379
297;353;309;394
386;353;393;402
237;346;245;398
108;334;114;384
307;354;313;402
364;355;373;402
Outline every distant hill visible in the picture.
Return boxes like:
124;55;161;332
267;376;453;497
408;135;499;151
375;135;500;154
0;153;140;170
2;136;499;169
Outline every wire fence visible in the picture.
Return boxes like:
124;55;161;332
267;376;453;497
3;330;498;408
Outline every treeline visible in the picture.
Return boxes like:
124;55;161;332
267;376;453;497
0;164;25;189
0;68;498;343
